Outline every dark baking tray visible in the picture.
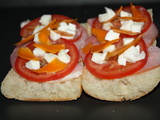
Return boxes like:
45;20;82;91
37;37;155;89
0;2;160;120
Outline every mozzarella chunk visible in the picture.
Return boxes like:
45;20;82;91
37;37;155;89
131;22;144;33
33;33;40;43
120;11;132;17
91;52;107;64
57;49;70;63
33;26;44;34
57;22;76;39
102;22;112;31
98;7;115;22
50;30;61;41
123;38;134;45
120;20;134;31
25;60;40;70
20;19;30;28
103;45;116;53
105;30;120;41
39;14;52;26
118;45;146;65
44;53;57;63
33;48;46;56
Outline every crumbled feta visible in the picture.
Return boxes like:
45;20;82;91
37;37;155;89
120;11;132;17
105;30;120;41
25;60;40;70
44;53;57;63
131;22;144;33
120;20;134;31
20;19;30;28
33;48;46;56
118;45;146;65
123;38;134;45
33;26;44;34
50;30;61;41
103;45;116;53
98;7;115;22
91;52;107;64
57;49;70;63
102;22;113;31
58;22;76;39
33;33;40;43
39;14;52;26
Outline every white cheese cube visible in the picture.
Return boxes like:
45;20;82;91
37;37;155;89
103;45;116;53
25;60;40;70
98;7;115;22
120;11;132;17
68;23;76;31
39;14;52;26
123;38;134;45
58;22;68;31
98;13;109;22
91;52;107;64
118;54;127;66
105;30;120;41
57;49;70;63
131;22;144;33
33;48;46;56
33;33;40;43
120;20;134;31
50;30;61;41
20;19;30;28
44;53;57;63
102;22;112;31
33;26;44;34
123;45;145;63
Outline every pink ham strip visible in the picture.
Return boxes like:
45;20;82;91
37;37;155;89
137;45;160;73
142;23;159;47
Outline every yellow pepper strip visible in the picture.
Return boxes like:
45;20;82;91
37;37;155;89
15;19;57;45
91;28;108;43
91;38;120;53
33;44;65;53
106;34;142;59
32;57;67;73
102;6;123;24
18;47;39;60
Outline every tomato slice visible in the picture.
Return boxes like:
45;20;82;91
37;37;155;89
84;38;148;79
92;5;152;36
20;14;82;42
14;39;79;82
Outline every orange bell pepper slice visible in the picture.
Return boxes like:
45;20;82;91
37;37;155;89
91;28;108;43
102;6;123;24
111;26;139;36
33;57;67;73
91;38;120;53
82;42;92;55
18;47;39;60
33;44;65;53
15;19;57;45
106;34;142;58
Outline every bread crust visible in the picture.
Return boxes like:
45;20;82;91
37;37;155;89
1;69;82;101
82;67;160;101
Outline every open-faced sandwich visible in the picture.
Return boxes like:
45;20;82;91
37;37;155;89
81;3;160;101
1;14;88;101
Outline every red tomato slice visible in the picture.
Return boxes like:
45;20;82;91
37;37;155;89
14;39;79;82
92;5;152;35
84;38;148;79
20;14;82;42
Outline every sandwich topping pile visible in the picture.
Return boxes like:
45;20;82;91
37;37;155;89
11;14;88;82
82;3;160;79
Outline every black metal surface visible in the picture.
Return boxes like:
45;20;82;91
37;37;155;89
0;2;160;120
